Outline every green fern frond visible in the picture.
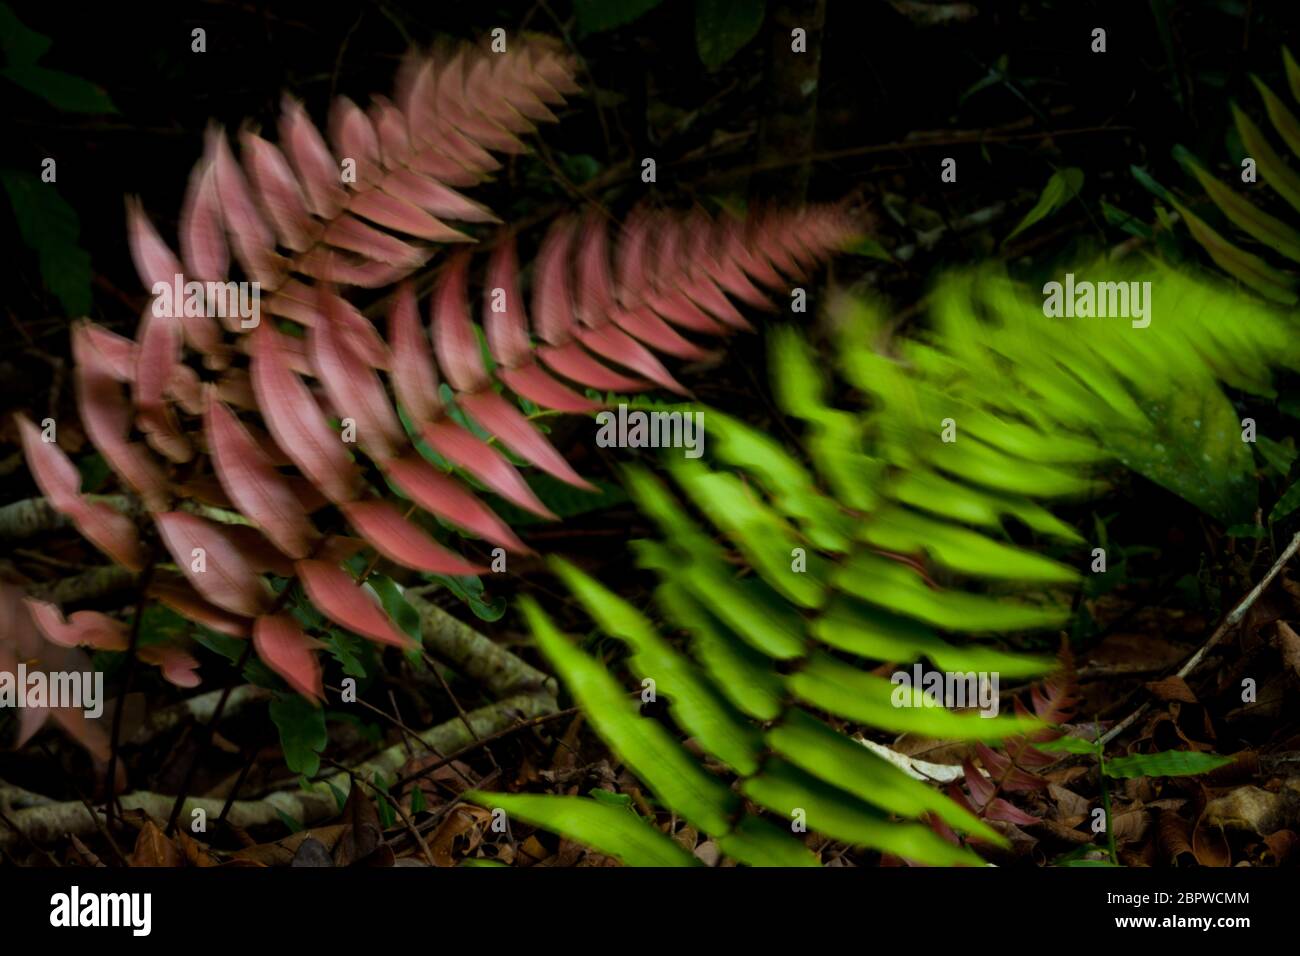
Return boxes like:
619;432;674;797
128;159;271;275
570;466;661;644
473;262;1299;866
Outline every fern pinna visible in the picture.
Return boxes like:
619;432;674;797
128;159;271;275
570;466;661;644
481;264;1300;866
1143;46;1300;304
8;36;853;745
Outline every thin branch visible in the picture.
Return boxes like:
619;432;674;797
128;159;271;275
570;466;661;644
0;692;556;851
105;558;156;828
1100;532;1300;745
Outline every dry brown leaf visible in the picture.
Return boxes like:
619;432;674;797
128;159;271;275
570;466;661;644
290;836;335;867
1111;807;1151;846
672;824;699;853
517;835;549;866
430;805;492;867
1193;812;1232;867
1274;621;1300;679
1036;818;1093;845
1156;808;1195;864
131;821;183;867
1144;675;1198;703
174;829;220;867
399;756;475;811
1262;828;1298;865
1048;783;1091;821
334;784;384;867
231;823;347;866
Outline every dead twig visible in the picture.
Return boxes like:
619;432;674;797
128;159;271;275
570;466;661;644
1100;532;1300;745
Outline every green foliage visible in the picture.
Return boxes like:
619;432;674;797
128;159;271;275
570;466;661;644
1273;479;1300;523
573;0;664;37
695;0;765;70
486;263;1299;866
366;574;423;643
0;2;116;114
1;170;92;316
1038;732;1233;781
269;693;327;778
428;573;506;622
1004;167;1084;245
1146;48;1300;304
1101;751;1235;779
574;0;765;69
467;792;699;866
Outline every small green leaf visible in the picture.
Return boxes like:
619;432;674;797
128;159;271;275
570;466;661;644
328;781;348;813
1037;734;1101;755
2;64;116;113
270;693;327;778
0;3;51;65
1131;164;1178;206
695;0;765;69
1;169;92;315
588;788;635;810
845;236;895;262
190;626;278;688
1101;201;1153;240
366;575;422;643
431;573;506;622
1257;435;1298;474
1271;479;1300;523
0;4;115;114
573;0;664;36
1061;858;1120;867
1225;523;1266;538
1102;750;1234;778
321;628;370;679
1004;167;1084;244
372;772;396;828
